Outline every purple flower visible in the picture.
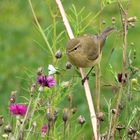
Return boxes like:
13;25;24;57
10;104;27;116
37;75;56;88
41;124;48;136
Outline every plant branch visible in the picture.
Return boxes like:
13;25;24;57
28;0;55;60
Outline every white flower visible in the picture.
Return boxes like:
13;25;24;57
48;64;57;75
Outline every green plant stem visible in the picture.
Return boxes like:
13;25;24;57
111;1;128;139
15;97;33;139
26;91;41;139
28;0;55;61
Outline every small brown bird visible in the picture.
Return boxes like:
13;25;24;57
66;27;115;68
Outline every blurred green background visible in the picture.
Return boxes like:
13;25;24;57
0;0;140;139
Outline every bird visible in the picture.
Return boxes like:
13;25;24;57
66;27;116;84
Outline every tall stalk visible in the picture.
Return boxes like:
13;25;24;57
55;0;98;139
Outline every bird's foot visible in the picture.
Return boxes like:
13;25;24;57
82;76;89;85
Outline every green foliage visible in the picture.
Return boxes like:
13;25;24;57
0;0;140;139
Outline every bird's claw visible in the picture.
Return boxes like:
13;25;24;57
82;76;89;85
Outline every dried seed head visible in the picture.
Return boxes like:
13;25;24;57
62;108;69;123
4;124;12;133
37;67;43;75
97;112;105;122
78;115;85;125
116;124;125;131
0;115;4;126
66;62;72;69
55;50;62;59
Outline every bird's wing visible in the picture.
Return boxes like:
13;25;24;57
80;35;99;61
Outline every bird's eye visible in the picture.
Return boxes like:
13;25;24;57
74;47;78;51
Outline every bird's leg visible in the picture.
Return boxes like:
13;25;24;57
82;66;94;85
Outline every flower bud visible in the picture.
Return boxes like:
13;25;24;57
68;94;72;103
38;86;44;92
2;134;8;138
127;16;137;23
0;115;4;126
55;50;62;59
97;112;104;121
37;67;43;75
4;124;12;133
111;109;117;115
130;42;134;46
71;107;77;114
131;78;138;85
62;108;69;123
30;83;36;93
116;124;125;131
78;115;85;125
102;20;106;25
54;110;58;122
112;17;116;25
66;62;72;69
10;91;17;104
46;108;53;122
128;127;137;135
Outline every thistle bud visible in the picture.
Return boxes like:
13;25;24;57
127;16;137;23
102;20;106;25
54;110;58;122
4;124;12;133
30;83;36;95
71;107;78;114
131;78;138;85
112;17;116;25
128;127;137;135
55;50;62;59
66;62;72;69
37;67;43;75
68;94;72;103
2;134;8;139
62;108;69;123
78;115;85;126
130;42;134;46
0;115;4;126
97;112;104;121
116;124;125;131
129;22;135;28
46;108;53;122
10;91;17;104
111;109;117;115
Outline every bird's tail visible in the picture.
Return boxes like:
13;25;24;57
102;27;116;38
